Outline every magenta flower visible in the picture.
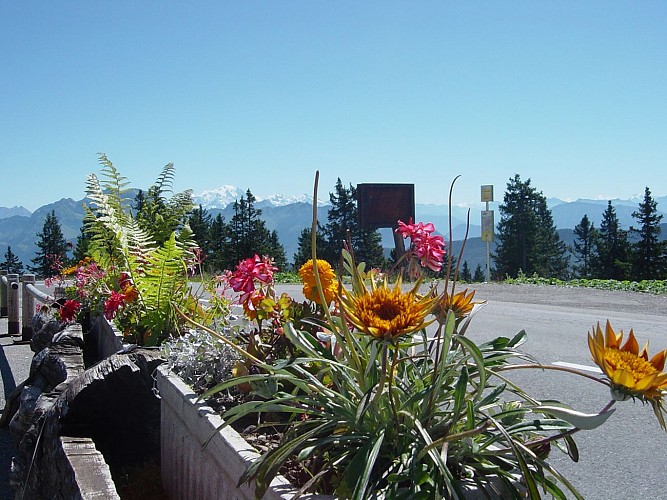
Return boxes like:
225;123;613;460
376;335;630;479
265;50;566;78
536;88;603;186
59;299;81;323
228;255;278;295
104;291;126;320
395;219;446;272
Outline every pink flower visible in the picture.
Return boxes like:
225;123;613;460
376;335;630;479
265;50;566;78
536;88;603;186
59;300;81;323
104;291;126;320
228;255;278;295
395;219;446;272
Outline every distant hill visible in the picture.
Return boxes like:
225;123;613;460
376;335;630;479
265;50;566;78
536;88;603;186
0;206;31;218
0;198;86;269
1;191;665;273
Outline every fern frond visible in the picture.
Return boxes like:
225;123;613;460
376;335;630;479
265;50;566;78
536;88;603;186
153;162;176;197
97;153;132;212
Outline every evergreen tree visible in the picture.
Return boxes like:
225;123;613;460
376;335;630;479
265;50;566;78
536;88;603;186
592;201;630;280
187;205;213;263
323;178;384;268
132;165;194;245
29;210;69;277
267;230;288;272
629;187;665;280
207;213;230;273
473;264;485;282
293;226;328;269
72;224;92;263
493;175;568;278
571;215;597;278
225;190;286;271
2;246;24;274
460;260;472;282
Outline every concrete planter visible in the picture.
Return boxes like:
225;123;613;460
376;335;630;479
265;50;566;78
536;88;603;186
156;366;521;499
156;365;314;500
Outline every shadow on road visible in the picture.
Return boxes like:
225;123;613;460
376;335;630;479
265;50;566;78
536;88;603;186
1;343;18;500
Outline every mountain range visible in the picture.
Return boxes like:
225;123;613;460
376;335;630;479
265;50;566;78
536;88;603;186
1;189;666;273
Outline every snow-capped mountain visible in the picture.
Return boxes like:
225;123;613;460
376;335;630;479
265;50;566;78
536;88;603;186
192;185;328;209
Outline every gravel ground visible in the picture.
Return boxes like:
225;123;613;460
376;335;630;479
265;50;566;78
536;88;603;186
457;282;667;316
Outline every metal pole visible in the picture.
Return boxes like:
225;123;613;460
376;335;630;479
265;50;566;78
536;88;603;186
485;200;491;282
21;274;36;342
0;270;7;317
7;273;20;336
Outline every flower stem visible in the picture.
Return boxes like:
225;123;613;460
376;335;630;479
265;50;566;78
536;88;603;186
494;363;609;386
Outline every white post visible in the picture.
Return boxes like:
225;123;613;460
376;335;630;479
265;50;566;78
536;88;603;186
0;269;7;317
7;273;20;336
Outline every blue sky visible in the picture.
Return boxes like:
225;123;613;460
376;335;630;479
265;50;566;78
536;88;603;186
2;2;666;211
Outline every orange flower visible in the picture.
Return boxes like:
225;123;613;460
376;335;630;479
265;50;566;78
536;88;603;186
298;259;338;306
588;320;667;428
122;285;139;303
338;277;435;341
433;288;481;323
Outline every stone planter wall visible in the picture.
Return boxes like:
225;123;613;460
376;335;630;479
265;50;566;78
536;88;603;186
6;323;120;499
6;317;162;499
157;365;322;500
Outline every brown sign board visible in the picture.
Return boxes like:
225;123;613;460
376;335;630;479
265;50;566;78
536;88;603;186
357;183;415;229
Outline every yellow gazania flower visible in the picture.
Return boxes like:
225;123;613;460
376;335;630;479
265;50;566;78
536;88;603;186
298;259;338;306
433;288;481;323
588;320;667;428
338;277;436;341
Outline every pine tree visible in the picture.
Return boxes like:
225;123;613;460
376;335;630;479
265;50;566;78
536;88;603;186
322;179;384;268
132;165;194;245
293;226;328;269
2;246;24;274
267;230;288;272
460;260;472;282
493;175;568;279
225;190;286;271
629;187;665;280
592;201;630;280
571;215;597;278
71;224;92;263
29;210;69;277
207;213;230;273
473;264;485;282
188;205;213;264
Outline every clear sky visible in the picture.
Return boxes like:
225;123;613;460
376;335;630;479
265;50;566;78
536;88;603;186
2;2;666;211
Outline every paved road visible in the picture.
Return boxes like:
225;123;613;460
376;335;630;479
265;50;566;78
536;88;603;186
276;282;667;499
0;319;32;500
457;283;667;500
2;282;667;499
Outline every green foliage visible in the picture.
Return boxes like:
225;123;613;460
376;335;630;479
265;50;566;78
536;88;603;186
201;190;288;273
591;201;630;280
322;178;385;269
133;162;194;245
571;215;597;279
494;175;568;279
504;274;667;294
29;210;70;277
2;245;24;274
629;187;665;280
82;155;200;345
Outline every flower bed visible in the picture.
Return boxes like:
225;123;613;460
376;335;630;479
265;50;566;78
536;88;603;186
156;364;326;500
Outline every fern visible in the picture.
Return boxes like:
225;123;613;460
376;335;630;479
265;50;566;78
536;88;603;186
80;155;198;345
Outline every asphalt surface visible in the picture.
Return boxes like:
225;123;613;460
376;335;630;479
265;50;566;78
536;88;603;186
0;319;32;500
1;283;667;499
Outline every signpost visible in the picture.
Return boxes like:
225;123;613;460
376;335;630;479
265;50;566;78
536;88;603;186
357;183;415;259
481;185;494;282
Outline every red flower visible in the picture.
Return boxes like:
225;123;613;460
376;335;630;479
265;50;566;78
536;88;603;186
229;255;278;295
395;219;446;272
60;300;81;323
104;291;126;320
